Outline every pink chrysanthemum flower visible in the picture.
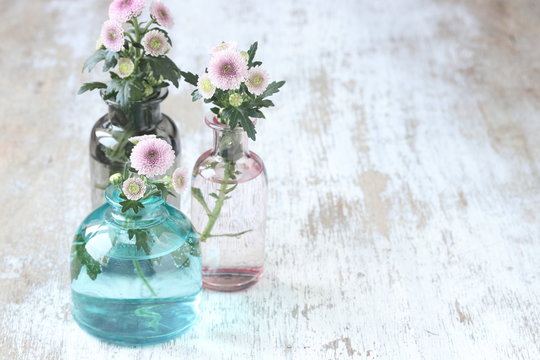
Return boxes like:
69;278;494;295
210;41;237;55
142;30;170;57
128;134;157;144
109;0;145;23
122;177;146;200
246;66;269;95
150;1;174;29
197;74;216;99
207;50;248;90
101;20;124;52
130;138;175;177
171;167;188;194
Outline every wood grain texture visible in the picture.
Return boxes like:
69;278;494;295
1;0;539;359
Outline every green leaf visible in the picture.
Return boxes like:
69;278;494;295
107;78;144;109
240;115;257;140
255;99;274;108
119;199;145;214
192;187;211;215
144;56;181;87
223;106;257;140
71;234;102;281
191;89;202;101
247;42;258;67
224;184;238;194
82;49;107;72
170;236;200;269
221;106;243;129
122;162;130;179
247;108;265;119
78;82;107;95
180;71;199;87
128;229;153;255
189;238;201;257
153;182;169;199
260;80;285;99
116;80;132;109
103;50;119;72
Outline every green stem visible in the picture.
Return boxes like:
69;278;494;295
125;32;136;43
132;18;141;42
206;229;253;238
133;260;157;296
107;128;135;164
141;189;160;200
199;162;235;242
142;19;154;34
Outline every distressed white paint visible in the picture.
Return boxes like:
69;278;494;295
1;0;540;359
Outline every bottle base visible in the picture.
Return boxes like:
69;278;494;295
73;314;196;346
71;291;200;346
202;267;263;292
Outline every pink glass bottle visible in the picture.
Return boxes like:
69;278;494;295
191;116;267;291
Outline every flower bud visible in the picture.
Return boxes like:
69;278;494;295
95;37;104;50
228;92;243;107
109;173;122;184
144;85;154;97
240;50;249;62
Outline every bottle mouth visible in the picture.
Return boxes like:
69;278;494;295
102;88;169;107
104;185;164;208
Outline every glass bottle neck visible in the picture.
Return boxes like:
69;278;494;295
105;187;166;228
109;205;166;228
212;127;250;162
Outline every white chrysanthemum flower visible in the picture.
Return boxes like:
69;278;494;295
142;30;170;57
122;177;146;200
117;58;135;78
197;74;216;99
246;66;269;95
210;41;237;55
172;167;188;194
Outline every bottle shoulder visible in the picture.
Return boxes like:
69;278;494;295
89;112;180;160
91;112;175;133
74;204;198;261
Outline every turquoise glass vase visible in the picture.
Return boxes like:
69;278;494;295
70;186;201;346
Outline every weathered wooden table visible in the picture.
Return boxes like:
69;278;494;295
1;0;539;358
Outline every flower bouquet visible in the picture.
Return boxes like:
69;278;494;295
184;41;285;290
79;0;185;206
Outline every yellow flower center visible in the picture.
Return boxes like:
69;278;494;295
128;182;141;194
150;38;162;50
201;78;213;92
118;60;133;76
251;74;262;86
176;177;184;185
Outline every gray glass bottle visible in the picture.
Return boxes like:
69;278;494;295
89;89;180;208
